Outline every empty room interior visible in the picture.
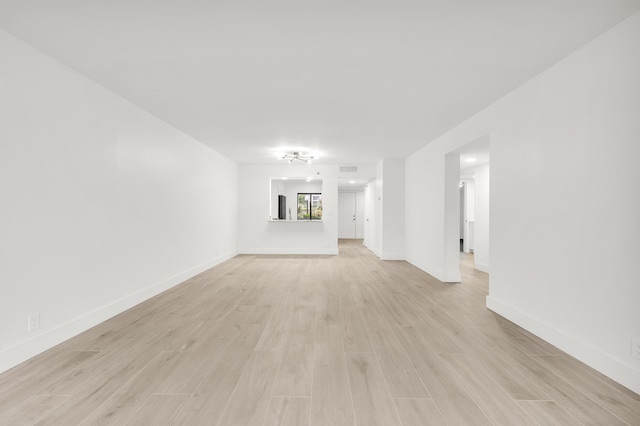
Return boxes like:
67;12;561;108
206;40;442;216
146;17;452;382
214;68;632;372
1;1;640;424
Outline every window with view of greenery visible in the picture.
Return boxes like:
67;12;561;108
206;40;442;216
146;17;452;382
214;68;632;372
297;193;322;220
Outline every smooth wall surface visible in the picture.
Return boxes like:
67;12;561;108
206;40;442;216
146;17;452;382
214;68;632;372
356;190;365;239
238;164;339;254
381;159;406;260
443;154;462;282
0;30;238;373
474;163;490;273
405;13;640;393
364;179;376;252
374;162;384;258
462;180;475;253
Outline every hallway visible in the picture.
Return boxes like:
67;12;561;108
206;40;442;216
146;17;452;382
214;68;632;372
1;240;638;424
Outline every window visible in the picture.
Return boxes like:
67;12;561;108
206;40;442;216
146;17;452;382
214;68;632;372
297;193;322;220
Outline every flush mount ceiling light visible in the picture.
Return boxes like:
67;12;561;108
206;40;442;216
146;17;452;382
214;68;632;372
281;152;314;164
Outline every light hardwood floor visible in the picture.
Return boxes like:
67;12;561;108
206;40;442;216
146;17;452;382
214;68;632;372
1;240;639;425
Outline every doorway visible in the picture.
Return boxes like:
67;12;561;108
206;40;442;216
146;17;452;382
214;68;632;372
338;191;364;239
448;136;490;280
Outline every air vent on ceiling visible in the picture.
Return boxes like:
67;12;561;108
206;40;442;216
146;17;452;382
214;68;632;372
340;166;358;172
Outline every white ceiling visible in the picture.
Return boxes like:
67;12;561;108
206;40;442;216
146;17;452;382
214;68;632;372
456;136;490;180
1;0;638;165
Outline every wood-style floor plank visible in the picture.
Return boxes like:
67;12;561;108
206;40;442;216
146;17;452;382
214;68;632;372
272;305;316;396
456;326;550;401
516;400;584;426
394;325;493;426
472;324;630;426
171;324;266;425
0;394;69;426
0;349;101;410
0;240;637;425
263;396;311;426
216;350;284;426
35;342;185;425
157;304;271;395
78;351;189;425
439;353;537;425
126;394;190;425
345;351;402;426
534;354;640;424
393;398;447;426
341;308;373;353
360;307;430;399
309;324;355;426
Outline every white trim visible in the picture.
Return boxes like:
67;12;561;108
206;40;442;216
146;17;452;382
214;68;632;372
486;295;640;395
474;261;490;273
0;250;237;375
443;270;462;283
405;256;445;282
381;252;405;261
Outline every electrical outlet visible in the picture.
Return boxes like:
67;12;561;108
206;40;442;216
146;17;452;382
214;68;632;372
27;313;40;332
633;337;640;360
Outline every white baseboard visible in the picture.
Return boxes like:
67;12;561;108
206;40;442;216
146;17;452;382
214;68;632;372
0;250;237;375
405;256;445;282
486;295;640;395
405;256;462;283
443;270;462;283
474;260;490;273
238;247;339;255
381;252;404;260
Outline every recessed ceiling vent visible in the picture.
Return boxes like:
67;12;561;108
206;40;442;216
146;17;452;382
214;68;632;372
340;166;358;172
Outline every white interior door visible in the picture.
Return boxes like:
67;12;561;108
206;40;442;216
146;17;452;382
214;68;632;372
338;192;356;238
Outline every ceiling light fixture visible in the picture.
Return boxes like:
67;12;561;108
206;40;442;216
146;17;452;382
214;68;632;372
281;151;314;164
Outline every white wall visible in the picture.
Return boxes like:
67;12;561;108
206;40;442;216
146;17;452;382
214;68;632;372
0;30;238;373
459;186;465;239
462;180;476;253
364;179;376;251
381;159;406;260
443;154;462;281
367;159;405;259
238;164;338;254
356;190;365;239
405;12;640;393
373;162;384;257
406;149;446;279
474;164;490;272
